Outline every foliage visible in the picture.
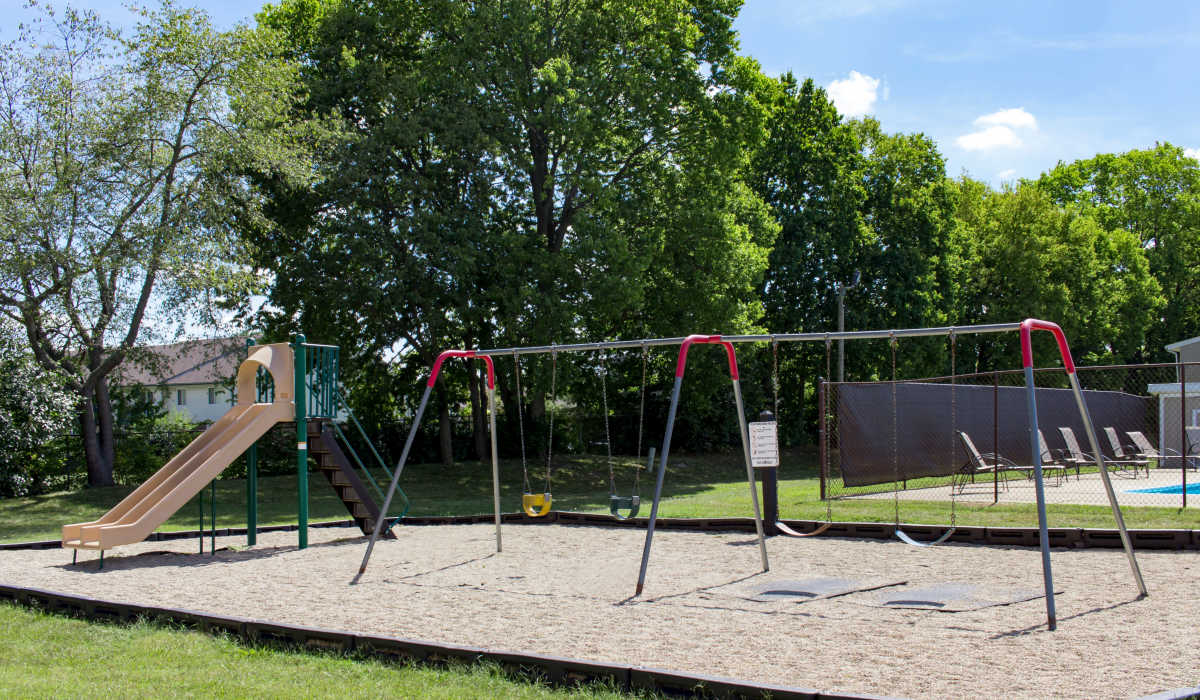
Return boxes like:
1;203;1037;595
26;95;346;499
951;179;1163;369
247;0;777;462
0;2;319;486
1038;143;1199;361
0;323;74;496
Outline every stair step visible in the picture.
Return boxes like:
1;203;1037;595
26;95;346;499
353;503;371;518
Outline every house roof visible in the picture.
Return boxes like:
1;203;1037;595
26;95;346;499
114;337;248;387
1165;336;1200;352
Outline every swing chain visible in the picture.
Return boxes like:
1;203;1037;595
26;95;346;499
514;350;530;494
545;347;557;493
600;350;615;494
823;336;833;523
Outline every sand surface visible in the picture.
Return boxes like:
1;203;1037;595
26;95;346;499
2;524;1197;699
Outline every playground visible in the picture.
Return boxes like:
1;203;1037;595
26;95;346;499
4;320;1197;698
1;522;1197;698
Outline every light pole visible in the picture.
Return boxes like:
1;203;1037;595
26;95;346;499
836;270;861;383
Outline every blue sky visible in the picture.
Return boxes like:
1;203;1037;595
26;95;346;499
8;0;1200;186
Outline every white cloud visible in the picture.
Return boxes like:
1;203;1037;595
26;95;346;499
998;169;1017;180
974;108;1038;131
955;125;1023;151
1186;147;1200;160
827;71;881;118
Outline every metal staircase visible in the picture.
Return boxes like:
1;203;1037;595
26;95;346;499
308;420;400;537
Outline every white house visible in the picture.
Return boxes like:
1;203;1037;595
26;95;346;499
1146;335;1200;461
115;337;248;424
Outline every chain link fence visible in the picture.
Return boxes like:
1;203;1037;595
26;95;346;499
821;361;1200;524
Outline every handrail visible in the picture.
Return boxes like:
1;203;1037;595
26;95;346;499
331;421;386;502
332;386;409;517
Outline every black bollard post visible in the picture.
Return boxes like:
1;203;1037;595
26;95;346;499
758;409;779;536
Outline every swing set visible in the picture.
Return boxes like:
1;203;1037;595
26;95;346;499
356;319;1147;631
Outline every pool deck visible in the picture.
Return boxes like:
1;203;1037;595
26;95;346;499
851;466;1200;508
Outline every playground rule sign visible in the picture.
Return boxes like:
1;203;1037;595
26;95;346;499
747;422;779;467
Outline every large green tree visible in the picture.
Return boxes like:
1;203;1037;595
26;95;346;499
0;3;312;485
951;179;1162;369
1038;144;1200;359
248;0;777;463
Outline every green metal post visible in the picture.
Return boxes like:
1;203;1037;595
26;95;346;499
198;491;204;554
210;479;216;555
246;338;258;546
295;334;308;549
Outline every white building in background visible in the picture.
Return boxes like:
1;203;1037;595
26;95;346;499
1147;335;1200;460
114;337;248;424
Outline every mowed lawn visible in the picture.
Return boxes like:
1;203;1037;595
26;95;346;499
3;447;1198;544
0;603;648;700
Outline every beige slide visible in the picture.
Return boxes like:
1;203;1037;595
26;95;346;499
63;343;295;552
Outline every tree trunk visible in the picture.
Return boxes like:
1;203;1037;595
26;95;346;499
79;389;115;487
95;375;116;475
437;385;453;467
468;367;487;461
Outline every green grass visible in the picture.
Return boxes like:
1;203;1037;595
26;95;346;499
2;447;1198;544
0;603;646;699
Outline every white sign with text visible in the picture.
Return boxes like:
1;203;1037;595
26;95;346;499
748;421;779;468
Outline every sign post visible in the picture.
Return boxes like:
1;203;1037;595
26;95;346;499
749;411;780;535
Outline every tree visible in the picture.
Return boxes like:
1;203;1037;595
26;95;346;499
0;3;310;485
248;0;777;464
0;321;74;496
951;179;1162;369
1038;144;1200;359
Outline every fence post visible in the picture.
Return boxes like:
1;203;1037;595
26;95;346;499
818;379;827;501
295;334;308;550
1181;361;1188;509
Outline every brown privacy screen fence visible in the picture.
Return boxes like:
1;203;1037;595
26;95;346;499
832;365;1171;488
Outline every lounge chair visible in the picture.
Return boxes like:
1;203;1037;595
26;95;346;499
1128;430;1197;471
957;431;1037;492
1057;427;1093;481
1102;427;1149;478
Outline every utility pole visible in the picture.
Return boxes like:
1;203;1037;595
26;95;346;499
836;270;861;383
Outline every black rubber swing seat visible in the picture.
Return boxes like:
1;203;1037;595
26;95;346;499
610;495;640;519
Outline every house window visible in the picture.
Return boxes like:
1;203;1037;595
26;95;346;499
177;389;186;406
208;387;216;404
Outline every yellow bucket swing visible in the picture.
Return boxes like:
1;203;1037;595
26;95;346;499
514;350;554;517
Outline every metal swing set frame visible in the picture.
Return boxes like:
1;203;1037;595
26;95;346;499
357;318;1146;630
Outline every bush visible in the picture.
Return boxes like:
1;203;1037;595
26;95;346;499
0;327;76;497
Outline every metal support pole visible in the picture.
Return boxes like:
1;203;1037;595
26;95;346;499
487;387;502;553
295;334;308;550
246;337;258;547
636;376;683;596
359;384;434;576
247;443;258;546
837;286;846;383
1067;372;1148;598
210;479;216;556
636;336;766;596
198;490;204;555
1023;366;1058;630
734;382;770;569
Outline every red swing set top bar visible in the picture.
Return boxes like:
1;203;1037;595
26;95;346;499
1019;319;1076;374
675;335;740;379
428;350;496;390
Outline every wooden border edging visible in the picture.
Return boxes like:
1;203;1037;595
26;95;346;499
0;582;895;700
